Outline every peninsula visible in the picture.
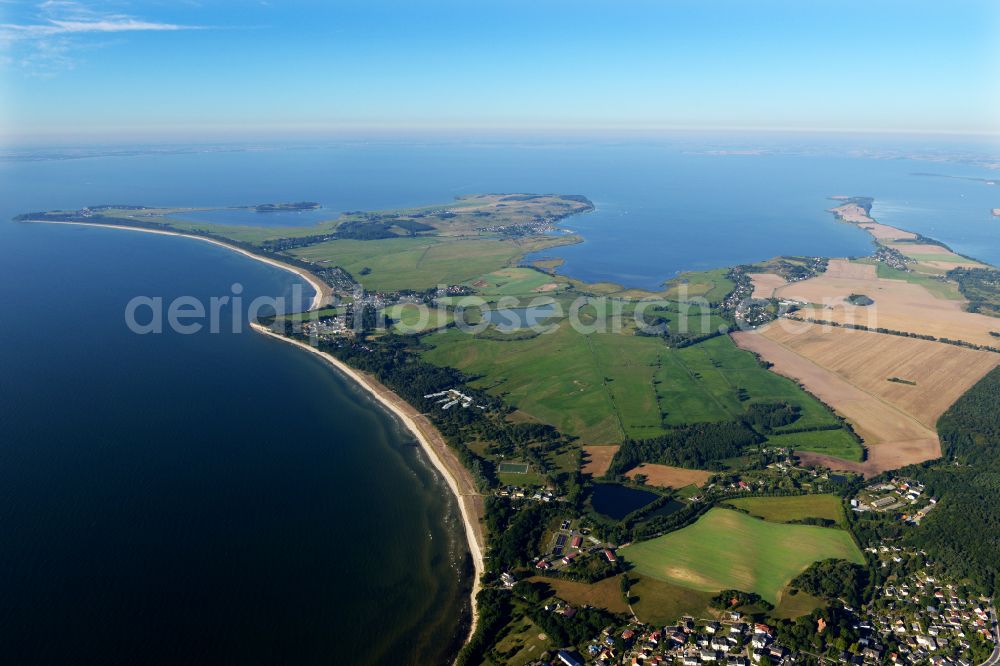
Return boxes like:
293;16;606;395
17;192;1000;666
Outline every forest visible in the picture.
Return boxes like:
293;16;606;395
903;366;1000;597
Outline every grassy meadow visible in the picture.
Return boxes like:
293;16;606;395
622;508;863;604
722;494;847;526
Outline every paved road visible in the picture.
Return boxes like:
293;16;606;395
980;607;1000;666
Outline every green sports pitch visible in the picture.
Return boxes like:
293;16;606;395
498;461;530;474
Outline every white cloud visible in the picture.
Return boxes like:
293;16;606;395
2;17;193;38
1;1;203;74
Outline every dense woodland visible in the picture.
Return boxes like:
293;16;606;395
608;421;762;474
904;367;1000;597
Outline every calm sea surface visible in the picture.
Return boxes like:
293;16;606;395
1;136;998;663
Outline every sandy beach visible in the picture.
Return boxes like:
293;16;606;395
29;216;484;653
249;322;485;645
25;219;332;311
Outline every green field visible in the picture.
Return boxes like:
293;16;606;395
622;508;863;604
422;317;854;446
381;303;453;333
663;268;735;302
290;236;563;291
498;461;530;474
422;321;666;443
771;589;827;620
875;263;964;300
722;494;847;526
469;267;565;298
654;335;847;431
629;575;714;625
765;429;864;462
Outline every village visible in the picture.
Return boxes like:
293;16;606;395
852;479;938;525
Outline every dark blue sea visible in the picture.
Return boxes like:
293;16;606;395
1;134;997;664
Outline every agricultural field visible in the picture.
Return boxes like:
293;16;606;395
749;273;787;299
582;445;620;477
764;430;863;462
421;321;667;443
624;464;712;489
722;494;847;526
874;263;964;301
629;575;714;626
290;236;567;292
653;335;848;434
663;268;735;302
526;576;631;614
467;267;566;299
771;590;827;620
735;323;1000;475
381;303;453;333
422;310;856;450
777;258;997;346
621;508;864;604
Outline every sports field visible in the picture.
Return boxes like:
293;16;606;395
622;508;863;604
722;494;846;526
498;461;530;474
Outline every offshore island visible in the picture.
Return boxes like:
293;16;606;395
18;194;1000;666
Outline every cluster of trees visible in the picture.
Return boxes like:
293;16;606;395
772;606;862;658
455;587;512;666
710;589;773;611
333;217;434;240
524;604;616;650
607;422;762;475
743;402;800;433
949;267;1000;317
791;559;869;608
482;498;557;573
845;293;874;306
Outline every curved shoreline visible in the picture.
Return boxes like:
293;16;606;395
250;323;484;650
24;219;332;311
28;217;483;657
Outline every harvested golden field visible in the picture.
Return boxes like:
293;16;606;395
582;445;619;477
749;273;787;299
774;260;1000;347
887;242;986;270
625;463;712;489
822;259;877;280
858;222;917;241
828;202;874;224
734;324;1000;475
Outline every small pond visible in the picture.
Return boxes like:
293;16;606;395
483;302;558;332
591;483;659;520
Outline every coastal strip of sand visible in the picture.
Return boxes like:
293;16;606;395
250;322;485;646
29;216;484;655
24;219;332;311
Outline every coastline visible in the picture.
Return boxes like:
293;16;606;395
249;322;485;652
28;216;484;657
24;219;332;311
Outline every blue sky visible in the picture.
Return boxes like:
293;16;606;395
2;0;998;141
